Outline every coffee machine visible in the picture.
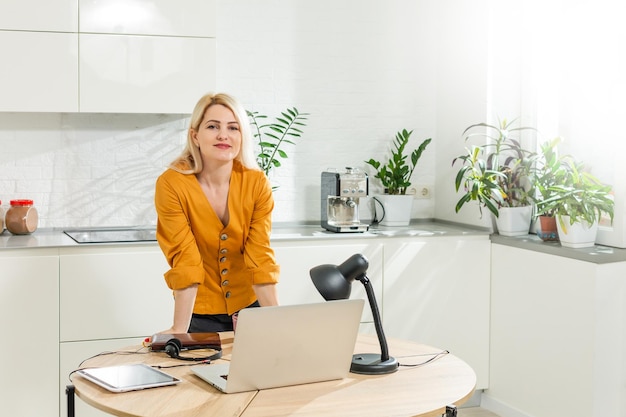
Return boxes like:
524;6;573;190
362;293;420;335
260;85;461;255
321;167;369;233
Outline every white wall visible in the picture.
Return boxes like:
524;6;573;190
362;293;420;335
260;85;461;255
215;0;440;225
0;0;445;228
0;0;617;231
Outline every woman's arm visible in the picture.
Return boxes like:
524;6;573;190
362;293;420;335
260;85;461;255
155;172;206;330
243;172;281;295
159;284;199;334
253;283;279;306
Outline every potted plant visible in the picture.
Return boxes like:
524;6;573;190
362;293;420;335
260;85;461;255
365;129;432;226
532;137;567;241
537;154;614;248
248;107;309;189
452;118;537;236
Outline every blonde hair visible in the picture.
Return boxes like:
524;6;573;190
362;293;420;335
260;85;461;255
170;92;259;174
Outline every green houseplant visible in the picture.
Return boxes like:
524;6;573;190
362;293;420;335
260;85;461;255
452;118;537;236
248;107;309;187
536;154;614;248
365;129;432;195
365;129;432;226
532;137;567;241
534;137;567;217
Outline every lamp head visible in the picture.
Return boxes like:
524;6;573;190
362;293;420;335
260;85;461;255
310;254;369;301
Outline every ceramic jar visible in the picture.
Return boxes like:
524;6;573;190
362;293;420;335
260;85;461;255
5;199;39;235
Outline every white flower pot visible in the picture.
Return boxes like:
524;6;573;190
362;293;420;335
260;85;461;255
556;215;599;248
373;194;413;226
495;206;533;236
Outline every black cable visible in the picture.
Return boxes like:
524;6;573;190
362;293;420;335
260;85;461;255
77;347;150;369
152;361;212;369
397;350;450;368
68;346;212;382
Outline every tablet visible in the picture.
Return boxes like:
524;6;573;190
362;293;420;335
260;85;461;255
77;363;180;393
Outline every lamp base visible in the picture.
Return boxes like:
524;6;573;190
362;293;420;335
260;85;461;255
350;353;399;375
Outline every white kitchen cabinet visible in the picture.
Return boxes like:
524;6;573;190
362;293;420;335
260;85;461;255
0;31;78;112
60;337;147;417
382;235;491;390
0;0;216;113
487;244;626;417
79;34;216;114
273;239;384;324
59;245;174;416
59;245;174;341
79;0;216;37
0;0;77;32
0;249;59;417
0;227;491;416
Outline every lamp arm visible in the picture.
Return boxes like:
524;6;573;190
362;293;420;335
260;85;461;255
357;274;390;362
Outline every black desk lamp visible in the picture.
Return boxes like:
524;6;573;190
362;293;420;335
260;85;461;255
309;253;399;375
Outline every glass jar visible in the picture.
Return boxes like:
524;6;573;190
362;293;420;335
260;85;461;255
0;200;4;233
6;199;39;235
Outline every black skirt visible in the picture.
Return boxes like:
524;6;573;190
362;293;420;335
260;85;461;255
188;300;260;332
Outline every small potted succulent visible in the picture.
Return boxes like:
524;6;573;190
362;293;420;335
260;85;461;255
452;118;537;236
365;129;432;226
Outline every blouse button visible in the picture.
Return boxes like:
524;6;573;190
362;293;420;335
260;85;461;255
222;280;229;286
225;291;231;298
220;256;227;263
220;248;228;254
220;233;228;241
221;268;229;275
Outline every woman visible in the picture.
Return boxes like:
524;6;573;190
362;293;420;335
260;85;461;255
155;92;280;333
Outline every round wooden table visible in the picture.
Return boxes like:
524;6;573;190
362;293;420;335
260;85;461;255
70;333;476;417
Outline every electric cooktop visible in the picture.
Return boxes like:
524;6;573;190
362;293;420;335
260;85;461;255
64;228;157;244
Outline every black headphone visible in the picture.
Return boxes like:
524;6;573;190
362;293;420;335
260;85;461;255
163;338;223;362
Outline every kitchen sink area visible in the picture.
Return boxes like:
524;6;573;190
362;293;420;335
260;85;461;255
63;227;157;244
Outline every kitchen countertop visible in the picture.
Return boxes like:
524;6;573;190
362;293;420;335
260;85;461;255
0;220;488;250
490;233;626;264
3;221;625;264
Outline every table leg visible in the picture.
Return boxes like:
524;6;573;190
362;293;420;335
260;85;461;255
444;405;457;417
66;385;75;417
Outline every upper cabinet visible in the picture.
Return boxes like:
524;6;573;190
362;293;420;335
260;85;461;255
0;0;216;114
79;0;216;37
0;31;79;112
0;0;78;31
79;34;216;113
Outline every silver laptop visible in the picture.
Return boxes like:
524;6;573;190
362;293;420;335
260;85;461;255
191;299;364;393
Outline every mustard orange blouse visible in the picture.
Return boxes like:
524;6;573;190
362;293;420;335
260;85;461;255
154;160;280;315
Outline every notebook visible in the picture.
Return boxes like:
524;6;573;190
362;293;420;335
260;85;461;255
191;299;364;393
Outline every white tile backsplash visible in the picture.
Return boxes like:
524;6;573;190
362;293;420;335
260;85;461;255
0;113;188;228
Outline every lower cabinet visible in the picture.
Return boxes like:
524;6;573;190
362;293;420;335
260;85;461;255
60;338;147;417
0;249;60;417
488;244;626;417
382;236;491;390
0;233;492;417
273;235;491;389
273;239;384;325
59;245;174;417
